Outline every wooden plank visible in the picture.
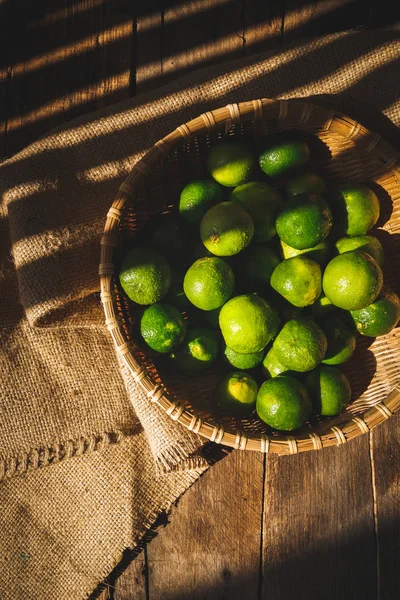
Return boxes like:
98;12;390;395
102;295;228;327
135;2;163;94
283;0;371;43
0;0;10;160
136;0;247;95
0;67;7;161
146;451;264;599
261;437;377;599
244;0;375;55
371;416;400;599
368;0;400;29
5;0;134;155
112;550;148;600
243;0;284;56
161;0;244;85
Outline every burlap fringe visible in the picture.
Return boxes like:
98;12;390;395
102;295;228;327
0;430;125;480
155;442;209;475
0;429;209;480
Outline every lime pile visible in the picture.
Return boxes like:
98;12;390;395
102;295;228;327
119;133;399;433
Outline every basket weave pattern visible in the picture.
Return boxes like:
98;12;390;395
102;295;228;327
100;99;400;455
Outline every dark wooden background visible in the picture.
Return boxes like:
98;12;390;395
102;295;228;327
1;1;400;599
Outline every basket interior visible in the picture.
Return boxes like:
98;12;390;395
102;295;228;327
114;117;400;439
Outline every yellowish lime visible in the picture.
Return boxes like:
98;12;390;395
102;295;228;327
270;256;321;307
219;295;280;353
322;251;383;310
200;201;254;256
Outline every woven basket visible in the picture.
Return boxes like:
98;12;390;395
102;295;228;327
100;99;400;455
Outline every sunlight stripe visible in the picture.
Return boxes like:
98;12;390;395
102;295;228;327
13;22;133;76
5;70;130;132
140;0;235;31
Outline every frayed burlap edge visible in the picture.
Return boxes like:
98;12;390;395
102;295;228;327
155;443;209;474
0;427;209;481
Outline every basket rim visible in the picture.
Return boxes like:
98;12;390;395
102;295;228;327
99;98;400;455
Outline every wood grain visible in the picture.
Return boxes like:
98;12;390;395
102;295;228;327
5;0;133;155
135;2;163;94
146;452;264;600
0;0;10;160
161;0;244;84
371;416;400;599
283;0;370;43
0;66;7;160
368;0;400;28
112;551;148;600
243;0;284;55
261;437;377;599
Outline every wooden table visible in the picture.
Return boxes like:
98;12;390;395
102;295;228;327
1;2;399;598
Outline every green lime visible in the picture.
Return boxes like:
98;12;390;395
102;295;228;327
259;136;310;179
208;140;255;187
331;184;380;236
350;287;400;336
179;179;224;224
262;346;296;378
284;172;327;197
200;201;254;256
170;327;218;371
256;376;313;431
140;303;186;353
217;371;258;414
311;294;338;318
130;309;162;357
306;365;351;416
320;318;356;365
280;239;330;266
334;234;384;267
219;294;280;353
119;247;171;305
235;244;280;291
323;251;383;310
270;256;322;307
144;215;187;261
224;346;264;370
183;256;234;311
231;181;282;242
273;318;327;372
276;193;332;250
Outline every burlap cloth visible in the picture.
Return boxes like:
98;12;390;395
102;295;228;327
0;31;399;599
